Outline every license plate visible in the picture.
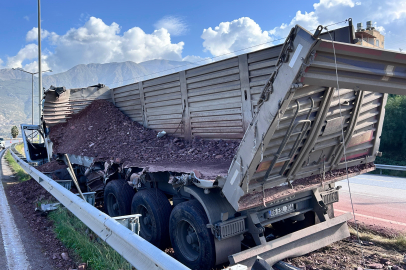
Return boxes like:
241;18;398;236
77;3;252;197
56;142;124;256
268;203;294;217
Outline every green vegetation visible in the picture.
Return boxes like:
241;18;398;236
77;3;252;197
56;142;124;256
11;126;19;138
374;94;406;177
4;150;31;181
14;143;25;156
49;207;133;270
348;225;406;253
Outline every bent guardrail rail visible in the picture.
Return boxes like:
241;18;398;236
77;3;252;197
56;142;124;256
9;146;190;270
375;164;406;174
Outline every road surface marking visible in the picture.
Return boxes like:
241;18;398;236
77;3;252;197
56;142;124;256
0;151;31;269
335;209;406;227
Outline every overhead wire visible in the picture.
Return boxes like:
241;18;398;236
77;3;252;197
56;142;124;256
104;19;349;88
105;36;288;88
325;26;366;267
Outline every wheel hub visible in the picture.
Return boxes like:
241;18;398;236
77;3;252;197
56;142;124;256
143;215;151;226
186;231;197;245
113;203;119;211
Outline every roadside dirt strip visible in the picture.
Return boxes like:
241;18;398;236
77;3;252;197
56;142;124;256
0;150;31;269
0;150;76;270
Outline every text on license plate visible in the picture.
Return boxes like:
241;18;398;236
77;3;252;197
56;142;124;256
268;203;294;217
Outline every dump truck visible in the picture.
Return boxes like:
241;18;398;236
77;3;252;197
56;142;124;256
21;21;406;270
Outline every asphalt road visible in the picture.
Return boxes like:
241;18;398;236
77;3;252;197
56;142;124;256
0;149;55;270
335;173;406;232
4;139;22;148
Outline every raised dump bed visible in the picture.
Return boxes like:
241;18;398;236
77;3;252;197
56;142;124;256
23;23;406;270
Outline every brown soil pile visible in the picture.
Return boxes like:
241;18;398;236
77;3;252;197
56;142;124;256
36;160;67;172
239;163;375;210
49;100;239;178
6;178;79;269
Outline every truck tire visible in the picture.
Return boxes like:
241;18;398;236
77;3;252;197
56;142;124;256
169;200;216;270
104;179;135;217
131;189;172;249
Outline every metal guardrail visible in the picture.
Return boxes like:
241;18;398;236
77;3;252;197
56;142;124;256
8;145;310;270
375;164;406;174
8;146;190;270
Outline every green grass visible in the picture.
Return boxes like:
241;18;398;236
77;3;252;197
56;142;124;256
14;143;25;156
49;207;133;270
349;225;406;253
4;150;31;181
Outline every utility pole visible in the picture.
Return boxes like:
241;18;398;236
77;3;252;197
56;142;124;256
38;0;42;141
12;68;52;138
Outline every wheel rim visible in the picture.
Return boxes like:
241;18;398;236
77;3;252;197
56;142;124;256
176;220;200;262
107;193;120;216
138;205;153;238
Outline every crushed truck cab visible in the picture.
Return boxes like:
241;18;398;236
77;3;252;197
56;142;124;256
22;22;406;270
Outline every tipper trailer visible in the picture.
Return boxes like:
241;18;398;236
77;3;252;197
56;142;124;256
21;22;406;270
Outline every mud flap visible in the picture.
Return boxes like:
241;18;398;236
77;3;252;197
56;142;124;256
228;212;352;269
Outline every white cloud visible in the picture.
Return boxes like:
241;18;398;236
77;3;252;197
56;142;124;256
182;55;213;67
154;16;188;36
270;0;406;51
26;27;53;42
0;58;3;68
375;25;386;35
182;55;211;63
23;16;29;21
201;17;272;57
314;0;356;9
8;16;185;73
5;43;51;72
22;59;51;73
6;44;38;69
79;13;91;23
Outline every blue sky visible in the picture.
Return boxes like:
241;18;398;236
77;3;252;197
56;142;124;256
1;0;405;74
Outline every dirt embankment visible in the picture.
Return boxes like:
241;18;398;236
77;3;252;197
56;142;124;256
6;163;80;269
49;100;239;177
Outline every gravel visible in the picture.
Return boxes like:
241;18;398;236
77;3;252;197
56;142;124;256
49;100;240;178
238;163;375;210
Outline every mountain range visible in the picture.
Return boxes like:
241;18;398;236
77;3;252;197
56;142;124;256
0;59;194;138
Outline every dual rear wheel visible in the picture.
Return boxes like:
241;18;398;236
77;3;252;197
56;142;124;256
104;180;215;269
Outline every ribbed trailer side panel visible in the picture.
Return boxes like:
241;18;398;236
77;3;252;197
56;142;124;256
186;57;245;139
109;45;287;140
248;45;282;112
112;83;143;123
43;85;112;126
142;73;184;137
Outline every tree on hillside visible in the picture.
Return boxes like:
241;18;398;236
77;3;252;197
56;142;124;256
379;94;406;158
11;126;19;138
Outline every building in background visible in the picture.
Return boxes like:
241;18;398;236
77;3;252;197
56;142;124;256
355;21;384;49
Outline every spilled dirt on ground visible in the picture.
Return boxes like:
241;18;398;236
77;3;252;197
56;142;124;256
284;221;406;270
